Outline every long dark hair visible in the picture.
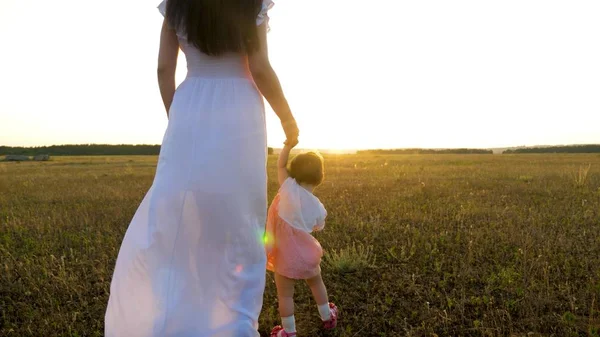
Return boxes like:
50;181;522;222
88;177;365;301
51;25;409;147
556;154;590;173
165;0;262;56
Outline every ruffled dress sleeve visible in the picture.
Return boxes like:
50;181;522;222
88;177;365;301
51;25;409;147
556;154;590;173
278;178;303;230
157;0;167;17
256;0;274;26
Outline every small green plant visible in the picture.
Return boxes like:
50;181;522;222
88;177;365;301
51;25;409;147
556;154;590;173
323;243;374;274
562;311;576;325
573;164;591;187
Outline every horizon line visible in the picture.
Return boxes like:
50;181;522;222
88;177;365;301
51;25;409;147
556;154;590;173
2;142;600;151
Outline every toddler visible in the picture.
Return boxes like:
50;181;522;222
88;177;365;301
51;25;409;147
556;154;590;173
265;144;338;337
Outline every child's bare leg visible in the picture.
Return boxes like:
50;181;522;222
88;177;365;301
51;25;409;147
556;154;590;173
306;272;328;305
306;272;332;321
274;273;295;318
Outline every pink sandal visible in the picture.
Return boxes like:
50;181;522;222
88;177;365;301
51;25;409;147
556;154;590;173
323;302;338;330
270;325;297;337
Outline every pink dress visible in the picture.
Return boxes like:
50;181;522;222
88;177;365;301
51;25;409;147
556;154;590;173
266;178;327;280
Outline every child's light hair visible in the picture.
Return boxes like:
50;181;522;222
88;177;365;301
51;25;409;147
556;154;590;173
289;151;324;186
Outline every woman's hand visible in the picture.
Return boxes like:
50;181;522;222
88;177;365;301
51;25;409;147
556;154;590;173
282;119;299;148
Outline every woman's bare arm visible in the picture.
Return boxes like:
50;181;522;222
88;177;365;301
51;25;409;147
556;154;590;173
249;22;299;144
157;19;179;117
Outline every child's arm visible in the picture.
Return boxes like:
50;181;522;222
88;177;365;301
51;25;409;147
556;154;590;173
313;221;325;232
277;145;293;186
313;208;327;231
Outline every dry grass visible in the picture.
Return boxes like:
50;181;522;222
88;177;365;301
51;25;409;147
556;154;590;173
323;243;375;274
1;154;600;336
573;164;592;188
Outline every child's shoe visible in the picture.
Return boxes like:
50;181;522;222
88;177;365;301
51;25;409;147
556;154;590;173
270;325;297;337
323;302;338;329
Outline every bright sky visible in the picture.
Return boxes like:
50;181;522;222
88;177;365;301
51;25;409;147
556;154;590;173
1;0;599;150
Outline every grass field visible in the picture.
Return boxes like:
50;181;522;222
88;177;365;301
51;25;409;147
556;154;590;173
1;154;600;336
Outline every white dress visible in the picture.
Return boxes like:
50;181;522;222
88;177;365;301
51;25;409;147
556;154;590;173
105;1;273;336
278;178;328;233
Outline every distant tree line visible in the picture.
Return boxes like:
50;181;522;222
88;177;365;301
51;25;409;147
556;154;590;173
0;144;162;156
1;144;276;156
503;144;600;154
357;148;493;155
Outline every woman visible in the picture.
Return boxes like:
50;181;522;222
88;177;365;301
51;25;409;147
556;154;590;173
105;0;298;336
